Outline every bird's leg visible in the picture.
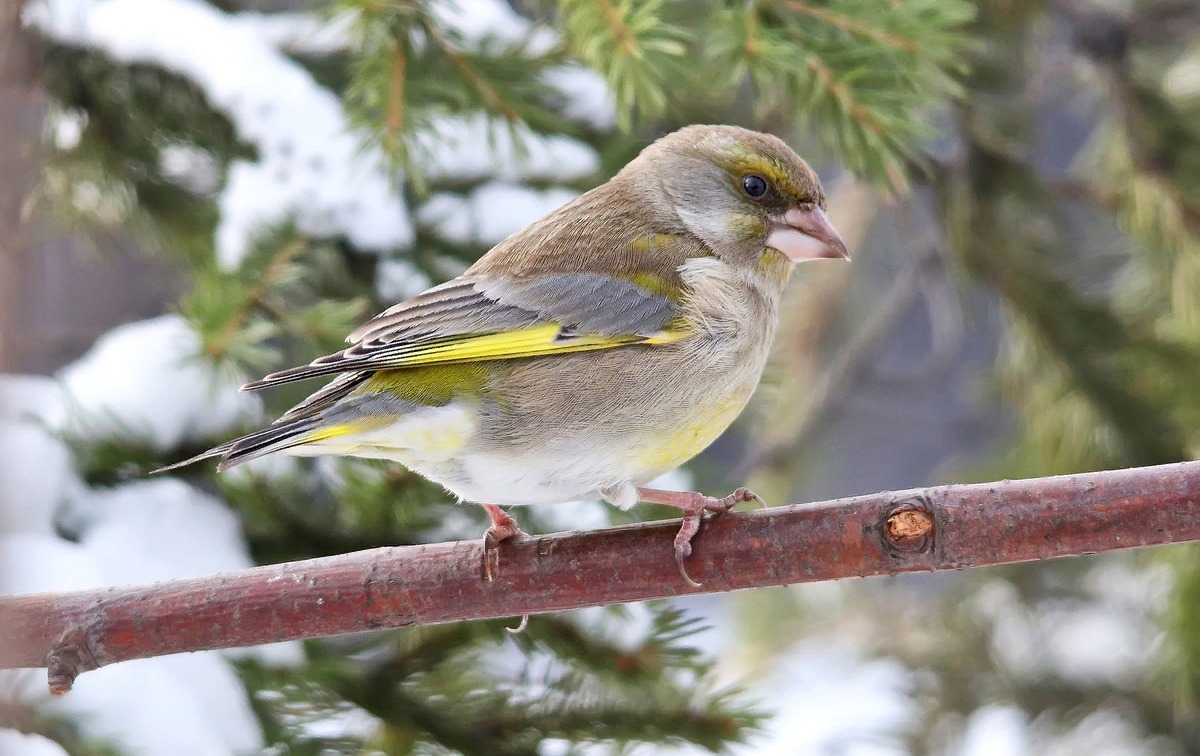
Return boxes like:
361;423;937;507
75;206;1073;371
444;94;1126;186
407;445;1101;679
636;487;764;587
481;504;527;583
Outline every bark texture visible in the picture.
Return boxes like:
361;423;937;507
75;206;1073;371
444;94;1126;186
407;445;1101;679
0;461;1197;694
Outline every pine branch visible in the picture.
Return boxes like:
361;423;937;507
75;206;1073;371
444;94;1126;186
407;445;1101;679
711;0;973;190
203;237;308;361
556;0;686;129
2;461;1198;695
384;35;407;155
422;19;521;123
765;0;921;53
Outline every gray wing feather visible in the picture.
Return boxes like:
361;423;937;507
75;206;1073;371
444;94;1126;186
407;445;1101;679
345;280;504;343
274;371;372;423
476;274;674;337
242;273;676;391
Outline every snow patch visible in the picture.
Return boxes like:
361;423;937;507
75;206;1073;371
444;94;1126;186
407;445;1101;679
32;656;263;756
58;315;261;450
543;65;618;130
0;470;309;754
737;643;915;756
976;568;1156;687
0;731;68;756
0;376;74;535
27;0;413;267
430;0;556;55
47;107;87;151
222;449;306;485
960;706;1031;756
1042;605;1152;686
0;373;67;427
1165;52;1200;102
567;603;658;650
74;477;253;585
417;182;578;246
227;10;353;55
1044;710;1157;756
299;704;381;741
415;114;599;183
0;533;102;595
425;1;614;128
159;142;220;194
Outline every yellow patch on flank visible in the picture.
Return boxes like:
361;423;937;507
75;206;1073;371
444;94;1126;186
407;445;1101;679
402;417;472;458
305;404;476;461
302;417;392;443
631;395;746;473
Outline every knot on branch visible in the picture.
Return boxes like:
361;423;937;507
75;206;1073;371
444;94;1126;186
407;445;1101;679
46;625;101;695
882;496;934;555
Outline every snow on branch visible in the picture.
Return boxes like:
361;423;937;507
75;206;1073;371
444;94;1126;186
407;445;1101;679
2;461;1198;694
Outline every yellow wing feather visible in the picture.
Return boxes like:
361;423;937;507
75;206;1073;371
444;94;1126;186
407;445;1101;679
373;322;688;368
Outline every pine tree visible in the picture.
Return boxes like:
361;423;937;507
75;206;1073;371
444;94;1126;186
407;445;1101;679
4;0;973;752
10;0;1199;753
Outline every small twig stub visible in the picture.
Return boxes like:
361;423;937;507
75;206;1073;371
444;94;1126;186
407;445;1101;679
882;495;935;555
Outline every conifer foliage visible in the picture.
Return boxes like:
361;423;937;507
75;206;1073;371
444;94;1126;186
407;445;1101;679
8;0;972;751
8;0;1200;752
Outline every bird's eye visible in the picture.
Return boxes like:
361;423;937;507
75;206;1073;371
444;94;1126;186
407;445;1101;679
742;174;769;198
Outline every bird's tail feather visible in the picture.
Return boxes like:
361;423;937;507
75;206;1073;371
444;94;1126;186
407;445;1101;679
151;418;321;474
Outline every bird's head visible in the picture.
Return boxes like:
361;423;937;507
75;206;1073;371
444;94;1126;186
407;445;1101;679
634;124;849;279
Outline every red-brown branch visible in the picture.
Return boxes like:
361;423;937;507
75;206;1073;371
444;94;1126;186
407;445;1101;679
3;461;1199;694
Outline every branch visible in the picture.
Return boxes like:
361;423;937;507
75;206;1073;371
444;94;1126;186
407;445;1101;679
423;18;520;123
594;0;638;56
203;237;306;360
383;35;407;155
767;0;921;53
3;462;1199;694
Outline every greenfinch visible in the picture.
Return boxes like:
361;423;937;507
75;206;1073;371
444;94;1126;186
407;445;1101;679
168;124;848;584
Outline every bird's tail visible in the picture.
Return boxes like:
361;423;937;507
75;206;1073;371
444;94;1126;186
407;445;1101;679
151;417;321;474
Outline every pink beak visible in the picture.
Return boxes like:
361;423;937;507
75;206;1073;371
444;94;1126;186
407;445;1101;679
765;206;850;262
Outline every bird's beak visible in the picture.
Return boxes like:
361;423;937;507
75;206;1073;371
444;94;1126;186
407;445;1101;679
766;206;850;262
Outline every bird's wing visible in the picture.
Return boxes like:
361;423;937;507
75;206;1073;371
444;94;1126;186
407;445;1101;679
272;371;372;423
242;272;686;392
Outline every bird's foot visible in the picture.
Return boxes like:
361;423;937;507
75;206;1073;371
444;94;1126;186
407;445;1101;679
481;504;527;583
636;486;764;587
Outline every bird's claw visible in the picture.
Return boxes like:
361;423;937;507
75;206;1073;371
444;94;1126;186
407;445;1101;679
674;542;702;587
708;486;762;514
506;614;530;634
481;507;526;583
744;489;768;510
674;510;704;587
672;487;764;587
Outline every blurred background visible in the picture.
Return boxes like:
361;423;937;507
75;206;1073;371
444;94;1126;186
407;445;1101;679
1;0;1199;753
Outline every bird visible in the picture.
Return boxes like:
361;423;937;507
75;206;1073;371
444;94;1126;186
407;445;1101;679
162;124;848;586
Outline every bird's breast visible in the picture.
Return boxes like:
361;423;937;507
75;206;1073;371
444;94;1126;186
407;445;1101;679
674;256;780;364
622;389;751;476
